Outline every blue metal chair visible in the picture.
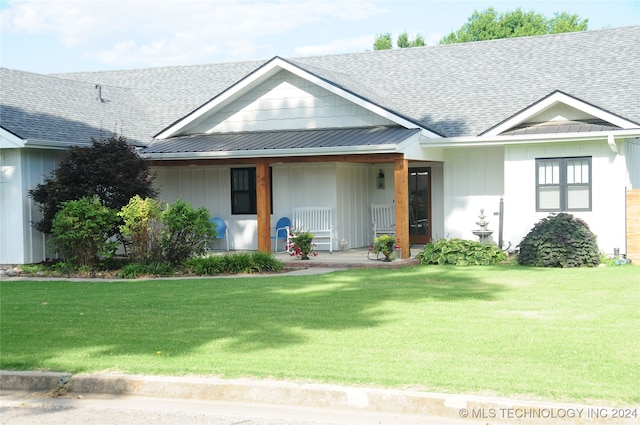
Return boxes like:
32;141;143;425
271;216;291;252
210;217;229;251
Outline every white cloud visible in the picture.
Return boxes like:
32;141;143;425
294;35;374;56
1;0;386;67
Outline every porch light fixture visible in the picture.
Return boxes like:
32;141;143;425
376;169;385;189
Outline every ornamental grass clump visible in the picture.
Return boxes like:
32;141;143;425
517;213;599;268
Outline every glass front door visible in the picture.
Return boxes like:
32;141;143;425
409;168;431;244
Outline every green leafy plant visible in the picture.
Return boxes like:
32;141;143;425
161;199;216;265
183;252;284;275
287;230;317;260
416;238;506;266
371;234;398;261
183;255;225;275
50;196;119;267
517;213;599;268
250;251;284;273
118;196;163;263
118;262;175;279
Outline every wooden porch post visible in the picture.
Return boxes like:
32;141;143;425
256;162;271;253
394;158;410;259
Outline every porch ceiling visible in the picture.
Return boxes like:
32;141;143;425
142;126;420;156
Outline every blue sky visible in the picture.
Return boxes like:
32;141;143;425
1;0;638;74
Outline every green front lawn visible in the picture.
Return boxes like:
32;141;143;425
1;265;638;404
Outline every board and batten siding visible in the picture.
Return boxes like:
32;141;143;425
153;162;341;251
503;139;627;255
443;147;504;242
185;70;396;134
0;149;63;264
625;138;640;189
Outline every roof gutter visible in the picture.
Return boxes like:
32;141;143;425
22;139;93;150
420;129;640;148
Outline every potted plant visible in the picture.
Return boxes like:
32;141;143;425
372;234;398;261
287;230;317;260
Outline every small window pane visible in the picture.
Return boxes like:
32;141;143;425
538;186;561;210
566;159;589;184
567;186;590;209
538;160;560;184
234;192;252;213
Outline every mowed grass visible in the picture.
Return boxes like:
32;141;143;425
1;265;638;404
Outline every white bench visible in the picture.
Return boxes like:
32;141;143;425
288;207;334;253
371;203;395;242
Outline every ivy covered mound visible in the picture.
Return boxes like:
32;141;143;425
517;213;599;268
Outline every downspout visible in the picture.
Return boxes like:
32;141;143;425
498;197;504;249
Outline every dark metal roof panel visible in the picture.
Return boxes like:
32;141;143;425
142;126;419;154
500;119;620;136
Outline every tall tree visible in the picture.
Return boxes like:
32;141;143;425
29;134;157;235
396;31;425;48
374;31;424;50
439;7;588;44
373;32;393;50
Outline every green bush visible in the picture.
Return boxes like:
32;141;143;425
51;196;119;267
416;238;506;266
183;255;225;275
184;252;284;275
118;262;175;279
250;251;284;273
517;213;599;268
118;196;163;263
161;199;216;264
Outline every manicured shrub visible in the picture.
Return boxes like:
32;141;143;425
416;238;506;266
517;213;599;268
161;199;216;265
51;196;119;267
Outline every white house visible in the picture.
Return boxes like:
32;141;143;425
1;26;639;265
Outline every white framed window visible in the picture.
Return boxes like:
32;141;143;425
536;157;591;212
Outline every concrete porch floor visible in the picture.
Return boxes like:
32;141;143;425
272;246;423;269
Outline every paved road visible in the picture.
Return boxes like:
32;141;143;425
0;391;476;425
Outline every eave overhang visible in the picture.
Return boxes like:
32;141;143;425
482;91;639;137
420;128;640;148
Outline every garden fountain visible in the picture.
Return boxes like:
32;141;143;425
472;208;494;244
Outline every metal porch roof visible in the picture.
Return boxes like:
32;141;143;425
142;126;420;155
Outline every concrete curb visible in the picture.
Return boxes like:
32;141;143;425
1;371;637;424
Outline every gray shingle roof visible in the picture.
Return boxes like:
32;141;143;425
3;26;639;150
0;68;151;145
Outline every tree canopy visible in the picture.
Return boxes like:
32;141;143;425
439;7;588;44
29;134;157;234
373;31;425;51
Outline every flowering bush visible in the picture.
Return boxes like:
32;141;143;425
287;230;317;260
372;234;399;261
